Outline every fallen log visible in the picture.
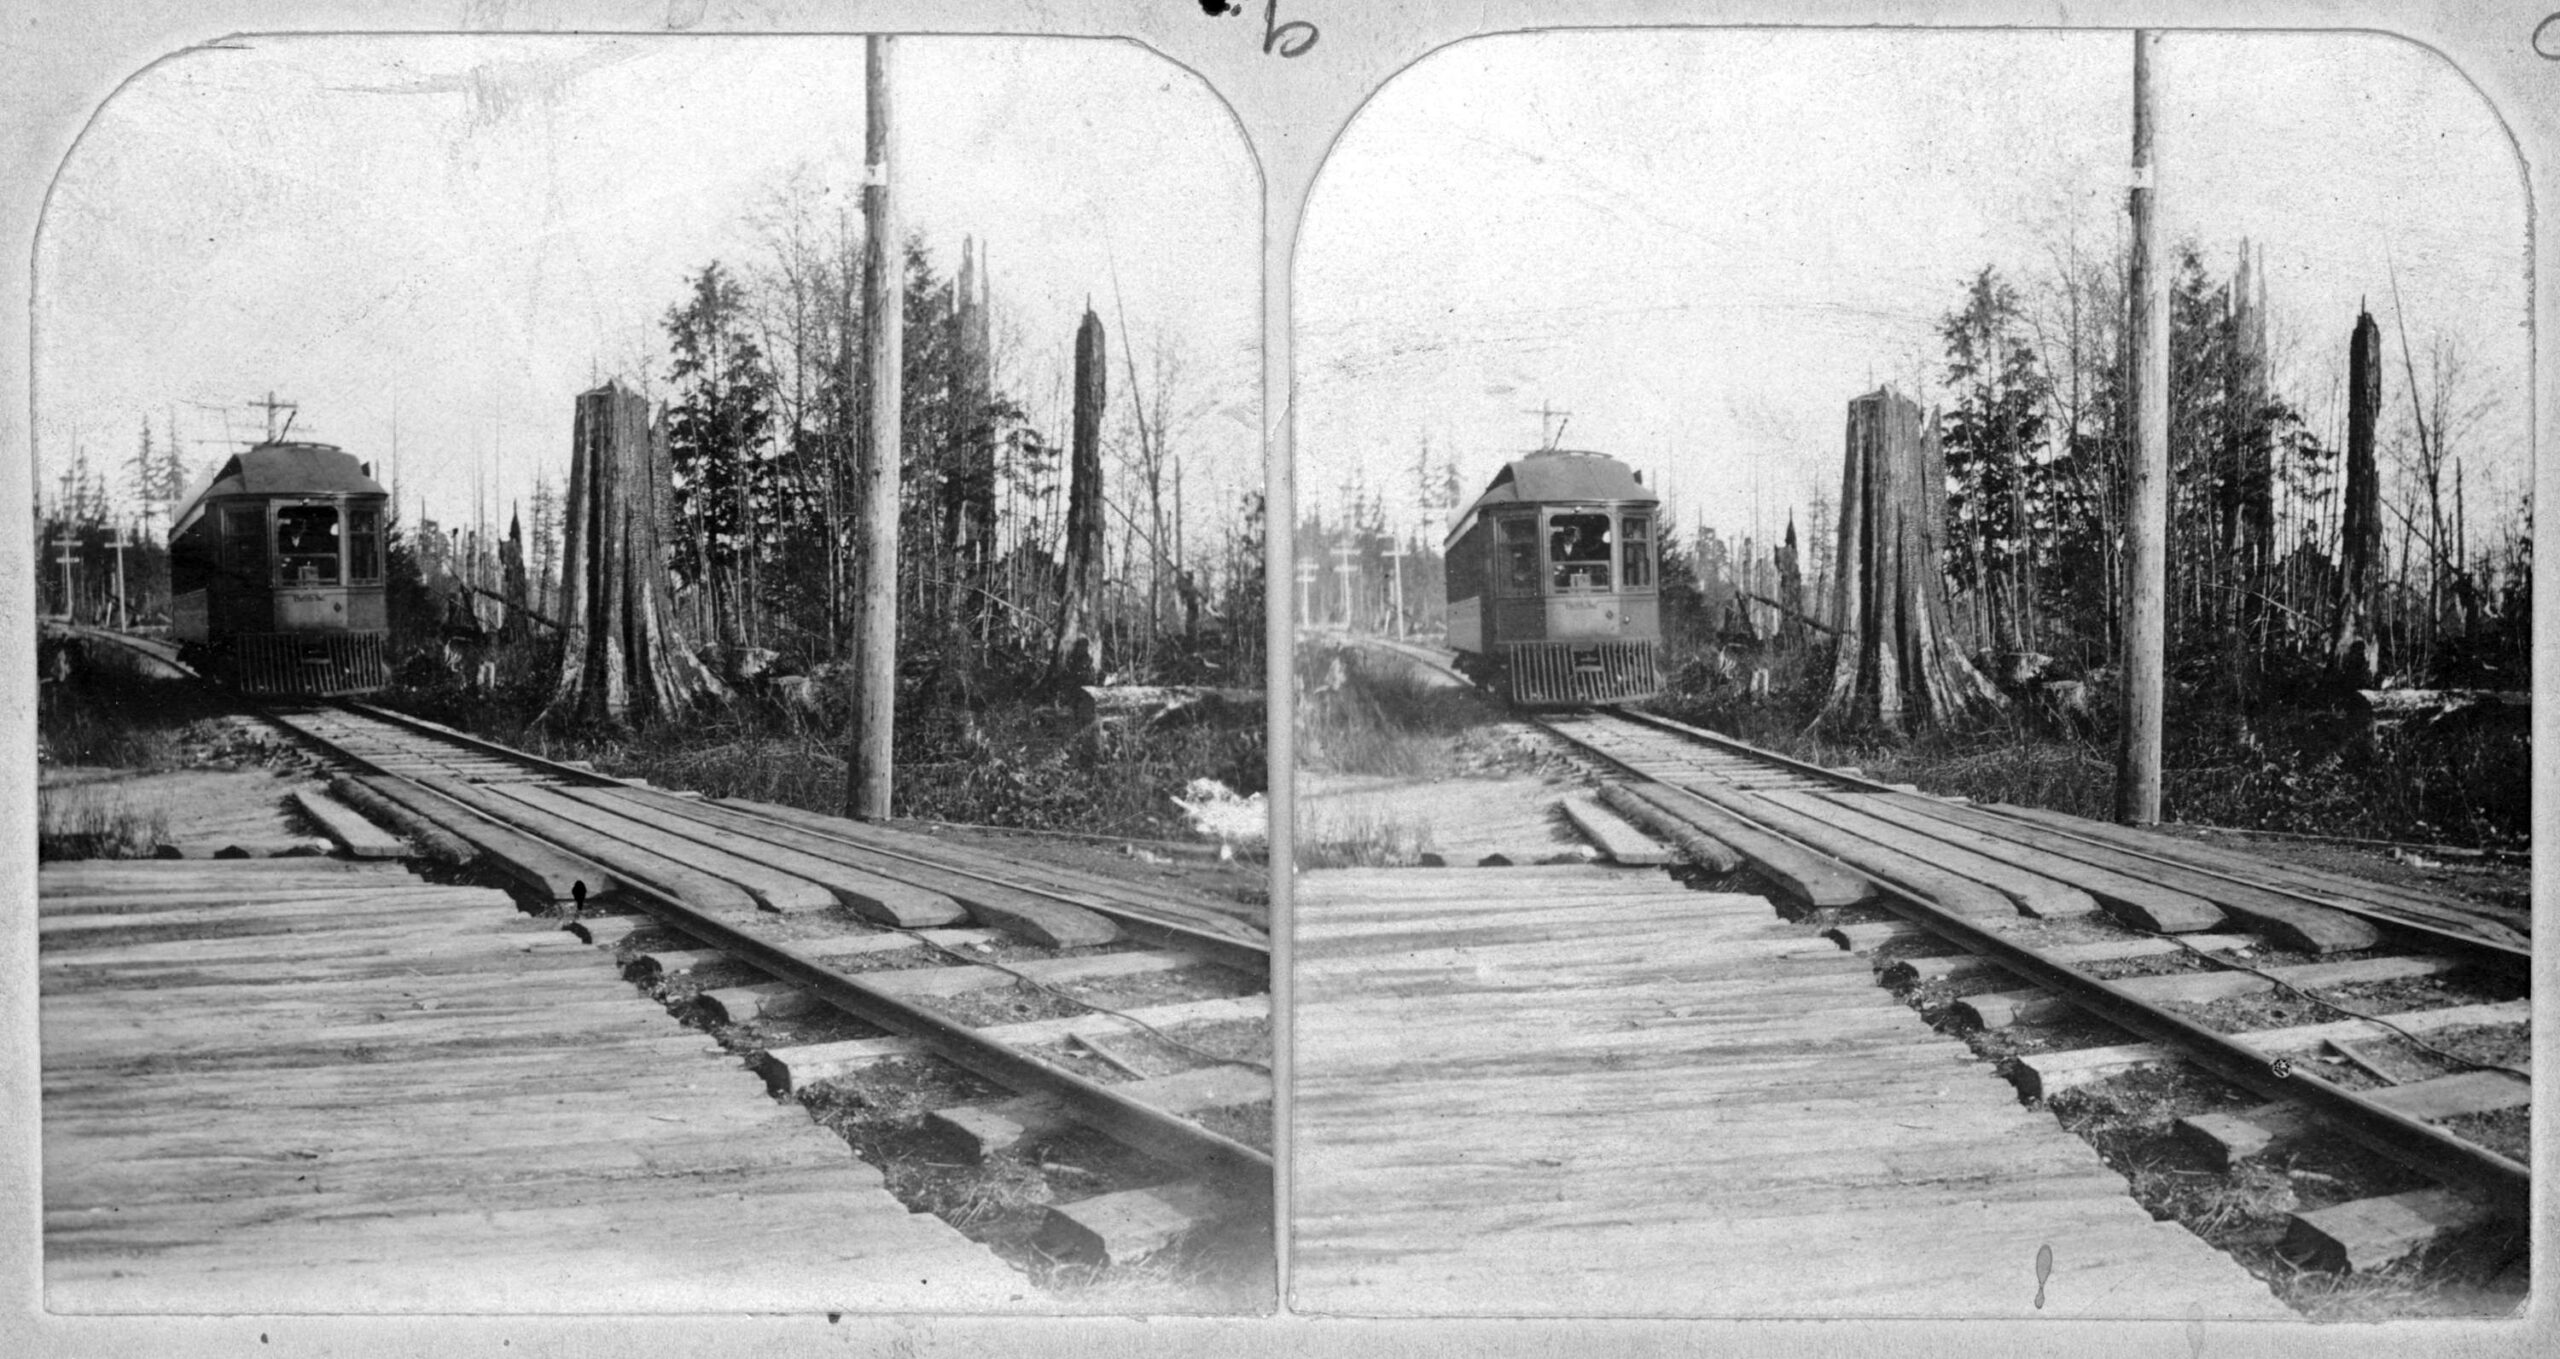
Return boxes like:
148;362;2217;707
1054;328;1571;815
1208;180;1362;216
2355;689;2527;716
1074;686;1263;723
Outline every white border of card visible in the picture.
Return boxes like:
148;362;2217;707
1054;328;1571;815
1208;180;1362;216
2;2;2549;1356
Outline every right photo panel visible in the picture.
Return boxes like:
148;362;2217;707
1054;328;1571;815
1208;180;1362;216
1290;29;2530;1320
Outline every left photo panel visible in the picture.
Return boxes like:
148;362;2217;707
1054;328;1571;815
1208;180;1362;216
32;33;1271;1314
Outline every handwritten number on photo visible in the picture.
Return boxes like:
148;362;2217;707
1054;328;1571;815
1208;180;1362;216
1196;1;1317;59
1263;1;1318;58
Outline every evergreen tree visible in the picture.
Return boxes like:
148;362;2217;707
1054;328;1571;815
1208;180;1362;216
1938;266;2051;656
663;260;774;650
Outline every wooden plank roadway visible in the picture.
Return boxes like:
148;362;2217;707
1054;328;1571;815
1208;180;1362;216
1544;714;2526;955
1292;865;2296;1318
38;858;1022;1313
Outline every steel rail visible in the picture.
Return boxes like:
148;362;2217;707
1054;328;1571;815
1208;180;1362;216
334;698;639;788
708;803;1270;975
332;699;1269;969
271;703;1274;1197
601;869;1275;1198
257;704;626;891
1604;706;2528;966
1534;708;2531;1217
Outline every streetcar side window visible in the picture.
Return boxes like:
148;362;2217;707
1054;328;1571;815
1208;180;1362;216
348;508;382;583
220;506;267;578
1497;516;1541;594
1621;515;1653;588
275;505;342;585
1548;512;1612;591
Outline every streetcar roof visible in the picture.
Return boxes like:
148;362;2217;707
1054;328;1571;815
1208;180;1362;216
1446;450;1656;547
172;442;385;534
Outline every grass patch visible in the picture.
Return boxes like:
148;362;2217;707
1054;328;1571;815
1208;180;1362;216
36;639;208;771
1294;638;1495;779
386;668;1265;841
37;785;170;860
1295;803;1436;868
1644;638;2531;851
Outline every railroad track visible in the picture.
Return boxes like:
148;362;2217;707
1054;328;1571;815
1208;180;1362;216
95;663;1278;1268
1351;636;2530;1278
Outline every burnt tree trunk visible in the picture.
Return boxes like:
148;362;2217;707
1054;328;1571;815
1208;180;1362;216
1819;388;2005;735
956;238;996;572
499;510;530;643
1775;515;1805;648
2222;240;2274;702
2331;309;2383;683
1052;306;1106;686
543;382;728;727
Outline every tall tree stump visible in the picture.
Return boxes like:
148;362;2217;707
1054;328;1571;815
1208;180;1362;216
543;381;728;726
2330;309;2383;684
1052;306;1106;686
1818;388;2005;734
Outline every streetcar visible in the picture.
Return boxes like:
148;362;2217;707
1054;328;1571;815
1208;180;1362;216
1444;448;1662;706
168;440;392;695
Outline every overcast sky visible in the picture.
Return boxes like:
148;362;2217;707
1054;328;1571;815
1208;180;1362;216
36;34;1262;547
1298;29;2529;555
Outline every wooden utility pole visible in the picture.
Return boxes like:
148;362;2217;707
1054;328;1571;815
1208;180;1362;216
251;390;297;442
1295;558;1316;630
111;524;129;630
1331;542;1360;629
51;533;79;622
2117;30;2168;825
1386;532;1407;639
848;33;903;821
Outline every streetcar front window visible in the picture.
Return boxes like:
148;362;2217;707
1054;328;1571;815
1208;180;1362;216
1497;516;1541;594
220;506;267;577
1548;512;1612;591
1621;515;1654;588
275;505;342;585
348;509;382;583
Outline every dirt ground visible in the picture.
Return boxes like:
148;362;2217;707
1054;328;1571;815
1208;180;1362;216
894;820;1268;929
2152;824;2530;916
40;754;330;856
1297;770;1598;867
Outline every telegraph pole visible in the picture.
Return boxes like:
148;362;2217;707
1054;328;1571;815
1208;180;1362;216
1295;559;1316;630
1523;401;1571;452
251;390;297;442
52;532;80;622
848;33;903;821
111;523;129;629
1331;542;1360;631
2117;30;2167;825
1385;532;1407;639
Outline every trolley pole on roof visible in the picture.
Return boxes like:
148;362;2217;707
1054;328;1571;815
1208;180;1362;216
251;390;297;443
1523;401;1571;452
2117;30;2168;825
847;33;903;822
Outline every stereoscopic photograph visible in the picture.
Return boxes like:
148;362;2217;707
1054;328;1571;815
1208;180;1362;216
28;31;1271;1314
8;2;2548;1351
1290;27;2531;1320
